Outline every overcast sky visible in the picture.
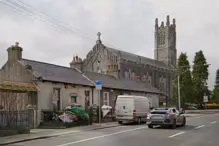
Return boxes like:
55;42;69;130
0;0;218;89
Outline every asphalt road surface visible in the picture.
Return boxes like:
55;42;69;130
10;113;219;146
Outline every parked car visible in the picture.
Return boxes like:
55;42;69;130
115;95;151;124
146;107;186;129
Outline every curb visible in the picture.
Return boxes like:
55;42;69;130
0;124;119;146
92;125;119;130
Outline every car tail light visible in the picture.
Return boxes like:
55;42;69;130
133;109;136;117
147;114;151;119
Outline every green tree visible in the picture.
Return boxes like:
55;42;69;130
192;50;209;107
173;53;193;107
212;69;219;103
215;68;219;87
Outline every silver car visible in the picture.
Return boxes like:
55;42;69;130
146;107;186;129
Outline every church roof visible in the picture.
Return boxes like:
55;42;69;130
104;45;168;68
84;71;161;94
19;59;94;86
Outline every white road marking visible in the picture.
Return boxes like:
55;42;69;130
168;132;186;138
211;121;217;124
195;125;205;129
56;126;146;146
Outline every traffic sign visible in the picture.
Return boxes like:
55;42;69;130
203;96;208;103
95;81;102;90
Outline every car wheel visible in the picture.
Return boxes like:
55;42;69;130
181;117;186;126
171;119;176;129
148;124;153;129
118;121;123;125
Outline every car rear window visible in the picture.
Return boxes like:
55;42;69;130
151;110;168;114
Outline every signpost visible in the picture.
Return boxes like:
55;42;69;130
203;96;208;103
95;81;102;124
203;95;208;110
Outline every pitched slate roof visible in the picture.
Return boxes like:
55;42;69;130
104;45;168;68
17;59;161;94
19;59;94;86
84;71;161;94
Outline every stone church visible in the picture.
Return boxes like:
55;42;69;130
70;15;177;103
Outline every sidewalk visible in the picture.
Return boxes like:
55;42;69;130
184;113;203;117
0;122;118;146
185;109;219;114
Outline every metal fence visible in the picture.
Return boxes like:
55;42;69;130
0;110;29;129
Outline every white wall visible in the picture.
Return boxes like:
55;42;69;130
36;81;93;126
93;90;98;105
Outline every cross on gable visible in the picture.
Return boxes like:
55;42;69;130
97;32;101;40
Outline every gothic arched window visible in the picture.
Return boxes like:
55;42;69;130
160;34;163;45
163;35;165;45
158;35;161;45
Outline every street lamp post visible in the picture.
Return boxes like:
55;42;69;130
177;74;181;110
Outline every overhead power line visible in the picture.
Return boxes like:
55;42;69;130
1;0;120;49
1;0;94;43
1;0;90;40
16;0;92;38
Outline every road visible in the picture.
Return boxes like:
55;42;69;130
10;113;219;146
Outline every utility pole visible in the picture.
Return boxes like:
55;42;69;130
96;32;102;125
177;73;181;110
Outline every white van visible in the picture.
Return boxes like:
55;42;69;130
115;95;151;124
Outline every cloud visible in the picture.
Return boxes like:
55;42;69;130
0;0;218;89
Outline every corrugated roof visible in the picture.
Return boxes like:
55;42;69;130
84;71;161;94
19;59;94;86
0;81;38;92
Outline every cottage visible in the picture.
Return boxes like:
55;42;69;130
0;42;94;126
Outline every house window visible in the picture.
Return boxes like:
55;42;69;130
70;93;77;103
103;92;109;106
71;96;77;103
53;88;61;110
129;69;132;79
125;71;129;78
132;72;135;80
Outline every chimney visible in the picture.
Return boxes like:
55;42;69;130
70;55;83;71
106;64;120;79
7;42;23;65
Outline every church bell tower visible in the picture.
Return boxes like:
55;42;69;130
154;15;177;68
